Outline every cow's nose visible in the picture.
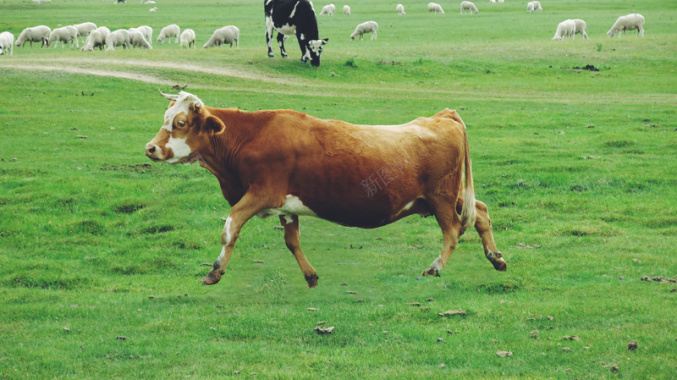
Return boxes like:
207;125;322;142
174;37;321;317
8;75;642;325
145;143;158;158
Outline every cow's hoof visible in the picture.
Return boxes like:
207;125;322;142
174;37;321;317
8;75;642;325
202;270;222;285
305;273;319;288
268;54;274;58
421;268;440;277
492;258;507;271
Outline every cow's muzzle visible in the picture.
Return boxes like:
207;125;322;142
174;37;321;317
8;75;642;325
145;143;162;161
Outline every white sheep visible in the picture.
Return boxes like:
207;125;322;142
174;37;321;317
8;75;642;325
343;5;350;15
0;31;15;56
572;19;588;39
48;26;79;48
490;0;496;3
141;0;155;3
129;30;152;49
16;25;51;48
105;29;130;50
396;4;405;15
203;25;239;48
460;1;478;14
552;19;576;40
157;24;180;43
73;22;97;44
134;25;153;45
607;13;645;38
319;4;335;15
33;0;51;3
525;1;542;12
149;7;157;12
180;28;196;48
428;2;444;14
81;28;108;52
350;21;378;40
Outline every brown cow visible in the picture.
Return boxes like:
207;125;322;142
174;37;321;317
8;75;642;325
145;91;506;287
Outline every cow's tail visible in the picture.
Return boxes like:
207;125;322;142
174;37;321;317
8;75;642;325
459;119;476;234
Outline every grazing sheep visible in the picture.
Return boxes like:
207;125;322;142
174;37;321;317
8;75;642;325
129;30;152;49
141;0;155;3
343;5;350;15
0;31;15;56
73;22;97;44
105;29;130;50
531;1;542;11
490;0;495;3
572;19;588;39
428;2;444;14
498;0;504;3
552;19;576;40
81;28;108;52
180;28;196;48
527;2;534;12
396;4;405;15
460;1;478;14
607;13;644;38
134;25;153;45
319;4;335;15
149;7;157;12
203;25;239;48
350;21;378;40
48;26;79;48
16;25;51;48
157;24;180;43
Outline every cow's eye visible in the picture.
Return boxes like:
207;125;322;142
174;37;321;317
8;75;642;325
177;120;186;128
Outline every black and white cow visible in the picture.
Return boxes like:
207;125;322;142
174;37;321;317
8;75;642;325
265;0;329;67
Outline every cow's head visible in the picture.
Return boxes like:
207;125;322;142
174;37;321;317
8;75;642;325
145;90;225;164
303;38;329;67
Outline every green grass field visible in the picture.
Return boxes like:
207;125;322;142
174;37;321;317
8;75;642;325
1;0;676;378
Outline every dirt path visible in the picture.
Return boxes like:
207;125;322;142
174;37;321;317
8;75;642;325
1;57;674;105
0;57;302;86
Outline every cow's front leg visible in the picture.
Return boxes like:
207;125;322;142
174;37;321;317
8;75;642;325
279;215;318;287
277;33;288;58
202;194;269;285
265;17;275;57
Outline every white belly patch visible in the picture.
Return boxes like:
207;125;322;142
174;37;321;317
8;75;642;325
257;195;317;221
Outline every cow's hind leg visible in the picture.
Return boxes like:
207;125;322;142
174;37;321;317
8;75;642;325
277;33;288;57
456;197;507;271
279;215;319;287
422;199;464;277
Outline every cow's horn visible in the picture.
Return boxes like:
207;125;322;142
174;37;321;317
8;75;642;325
158;88;179;101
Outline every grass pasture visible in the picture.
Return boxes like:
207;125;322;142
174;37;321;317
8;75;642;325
1;0;676;378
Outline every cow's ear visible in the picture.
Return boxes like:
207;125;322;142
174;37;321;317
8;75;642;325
203;115;226;135
322;38;329;44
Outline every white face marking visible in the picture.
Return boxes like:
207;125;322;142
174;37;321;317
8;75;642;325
299;33;305;41
162;92;204;132
308;40;323;54
257;195;317;219
223;216;233;245
165;136;191;163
